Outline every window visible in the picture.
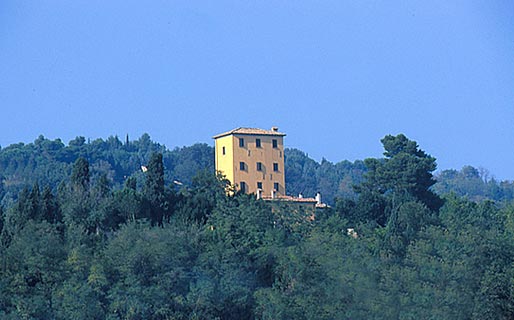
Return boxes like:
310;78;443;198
273;163;279;172
257;182;263;189
240;181;247;193
222;146;226;155
272;139;278;148
256;138;261;148
256;162;263;171
239;138;245;147
239;162;245;170
274;182;279;192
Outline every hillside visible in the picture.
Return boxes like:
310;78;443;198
2;134;514;209
0;134;213;207
0;133;512;319
0;134;366;207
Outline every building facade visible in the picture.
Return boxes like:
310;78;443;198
213;127;286;197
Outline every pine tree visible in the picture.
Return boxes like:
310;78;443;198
354;134;443;226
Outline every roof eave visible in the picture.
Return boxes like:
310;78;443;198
213;128;286;139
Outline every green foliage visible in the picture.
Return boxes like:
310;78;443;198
3;134;513;211
164;143;215;186
111;186;143;224
255;215;382;319
384;200;433;258
434;165;514;202
173;170;230;224
348;134;443;231
71;157;90;192
285;148;366;204
361;134;443;211
41;185;61;224
143;153;167;226
0;135;213;209
1;221;66;319
103;222;201;319
0;133;513;319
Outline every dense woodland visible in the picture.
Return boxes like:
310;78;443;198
0;134;513;319
2;134;514;207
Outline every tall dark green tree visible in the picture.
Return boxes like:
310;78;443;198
173;170;230;224
0;175;4;200
0;205;4;236
107;177;142;226
28;182;41;221
4;187;31;235
62;158;94;232
124;176;137;191
1;221;66;319
143;153;167;226
41;185;60;224
384;200;432;258
353;134;443;226
71;157;90;192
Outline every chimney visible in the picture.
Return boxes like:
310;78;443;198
271;126;279;132
315;192;321;205
298;193;303;199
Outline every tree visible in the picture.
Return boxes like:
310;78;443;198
111;185;143;226
124;176;137;191
69;136;86;147
0;174;4;199
71;157;90;192
4;187;31;235
41;185;60;224
28;182;41;221
173;170;230;224
197;194;278;319
0;205;4;237
87;174;114;235
62;158;95;233
103;222;201;319
354;134;443;226
143;153;167;226
2;221;66;319
384;200;432;258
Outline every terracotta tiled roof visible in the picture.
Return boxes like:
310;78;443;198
261;195;317;203
213;127;286;139
260;195;330;208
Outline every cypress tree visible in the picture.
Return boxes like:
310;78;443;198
28;182;41;221
41;185;60;223
71;157;90;192
143;153;167;226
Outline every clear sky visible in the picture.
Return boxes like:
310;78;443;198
1;1;513;179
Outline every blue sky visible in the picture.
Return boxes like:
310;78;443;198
1;1;513;179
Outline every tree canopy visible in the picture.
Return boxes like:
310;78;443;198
0;134;513;319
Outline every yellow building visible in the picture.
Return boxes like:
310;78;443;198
213;127;286;197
